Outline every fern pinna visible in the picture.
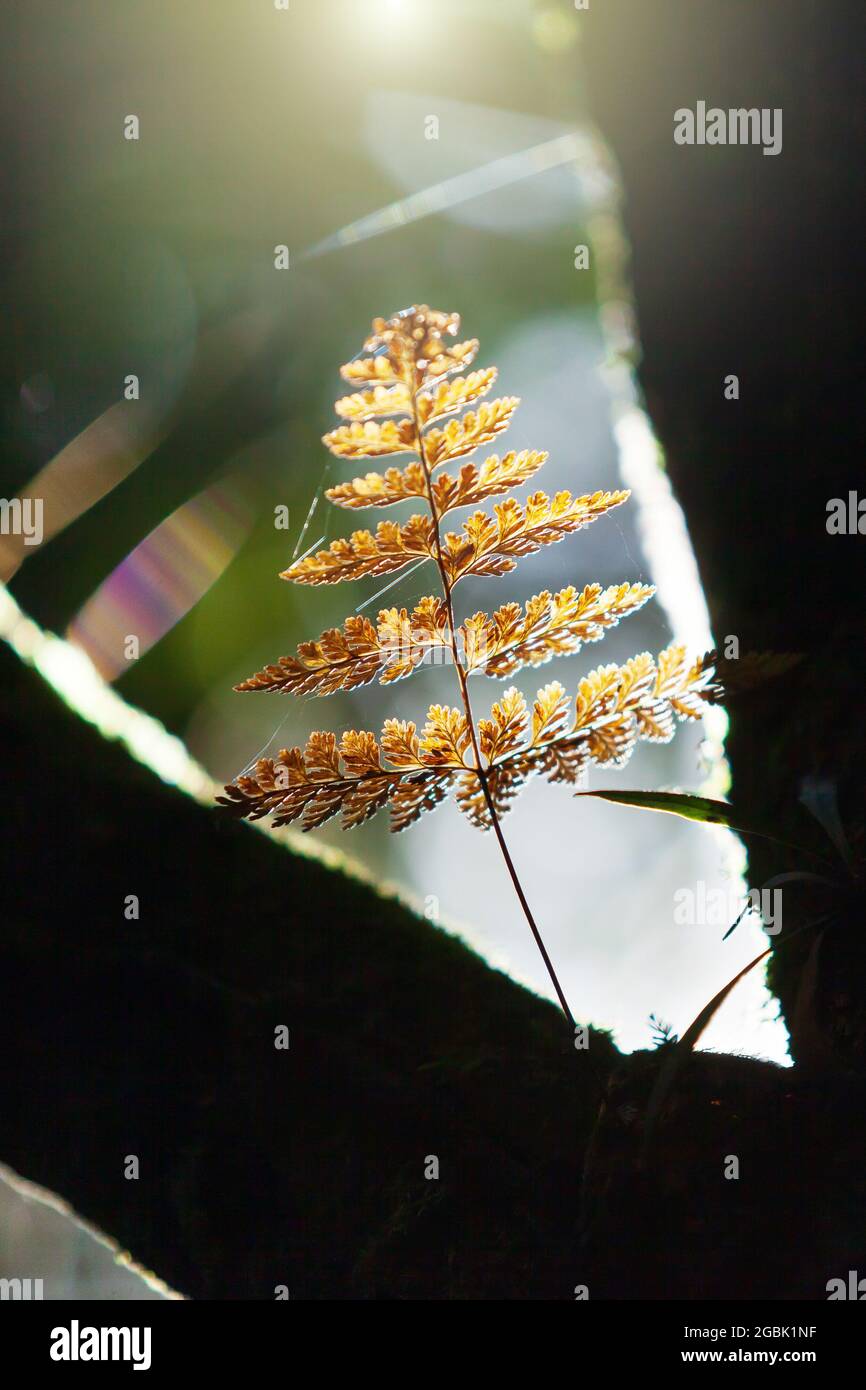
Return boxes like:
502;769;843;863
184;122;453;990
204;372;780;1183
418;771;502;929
221;306;716;1023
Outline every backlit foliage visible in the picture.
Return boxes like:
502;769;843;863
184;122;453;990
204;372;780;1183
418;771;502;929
221;307;716;833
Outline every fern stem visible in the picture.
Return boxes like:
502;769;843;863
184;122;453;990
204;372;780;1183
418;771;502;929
411;379;576;1031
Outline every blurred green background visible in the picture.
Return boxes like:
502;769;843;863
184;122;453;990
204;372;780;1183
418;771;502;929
3;0;601;723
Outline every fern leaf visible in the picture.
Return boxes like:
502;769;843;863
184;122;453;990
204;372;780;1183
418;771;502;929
280;515;434;585
419;704;472;768
376;598;451;683
322;418;417;460
460;581;654;678
389;771;456;832
325;449;547;514
452;647;717;828
221;646;718;833
424;339;480;379
363;308;464;371
454;684;566;829
531;680;572;745
432;451;548;513
654;643;719;720
477;686;528;762
280;486;632;585
455;763;527;828
229;307;716;863
440;489;630;584
338;355;402;386
220;699;479;833
217;727;427;832
380;717;424;768
234;615;383;695
423;398;519;466
417;368;498;426
334;384;412;421
217;734;389;832
325;463;429;509
542;644;714;782
235;598;451;696
347;316;478;387
235;582;651;697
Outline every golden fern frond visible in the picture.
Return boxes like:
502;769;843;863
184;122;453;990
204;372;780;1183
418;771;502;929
218;706;469;833
234;615;384;694
654;643;719;721
325;463;429;509
334;384;412;421
280;514;434;585
229;306;716;858
224;306;728;1033
431;451;549;513
284;311;626;594
423;339;480;379
438;489;630;584
219;304;733;1039
422;397;519;466
233;598;447;695
389;772;456;832
418;704;473;767
282;484;626;586
546;644;715;769
339;337;478;388
455;762;526;826
338;355;402;386
235;580;653;699
454;647;717;828
221;646;717;834
417;368;498;425
322;418;418;460
324;450;547;513
460;581;655;678
217;732;394;832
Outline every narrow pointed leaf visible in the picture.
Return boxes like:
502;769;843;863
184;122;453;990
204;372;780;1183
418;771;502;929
572;789;833;861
